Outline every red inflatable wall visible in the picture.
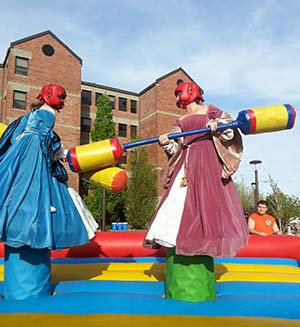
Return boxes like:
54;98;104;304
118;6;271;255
0;233;300;260
51;232;165;258
236;234;300;260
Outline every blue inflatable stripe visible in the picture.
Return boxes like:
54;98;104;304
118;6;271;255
284;104;296;129
0;257;296;266
66;150;75;172
236;110;251;135
214;257;298;266
53;280;164;295
0;281;299;319
49;257;298;266
50;257;166;264
50;280;300;297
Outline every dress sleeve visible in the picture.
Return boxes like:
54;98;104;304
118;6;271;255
49;131;68;182
161;119;182;157
40;130;68;183
0;114;29;160
207;105;223;120
209;107;243;178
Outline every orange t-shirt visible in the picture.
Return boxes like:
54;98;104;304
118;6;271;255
249;213;276;235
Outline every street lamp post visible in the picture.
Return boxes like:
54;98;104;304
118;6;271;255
102;189;106;231
249;160;262;207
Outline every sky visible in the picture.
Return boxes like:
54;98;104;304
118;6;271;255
1;0;299;198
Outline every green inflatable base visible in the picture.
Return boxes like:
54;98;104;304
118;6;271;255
165;247;216;302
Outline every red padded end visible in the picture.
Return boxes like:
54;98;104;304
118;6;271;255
110;138;124;163
111;170;128;194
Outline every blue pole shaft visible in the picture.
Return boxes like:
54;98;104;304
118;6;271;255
123;121;239;150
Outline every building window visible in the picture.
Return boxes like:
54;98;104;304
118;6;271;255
130;125;137;139
15;57;29;76
108;95;115;109
119;97;127;112
81;117;91;132
81;90;92;105
95;92;103;105
131;100;137;114
118;123;127;137
13;91;27;110
120;152;127;165
42;44;55;56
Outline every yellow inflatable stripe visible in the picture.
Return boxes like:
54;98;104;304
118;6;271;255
50;262;165;282
253;105;289;133
216;271;300;283
51;262;300;274
1;262;300;283
215;263;300;274
52;271;164;282
50;262;300;283
0;314;298;327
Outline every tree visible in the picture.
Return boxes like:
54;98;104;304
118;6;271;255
83;95;126;229
125;147;157;229
234;180;254;213
266;176;300;233
91;95;114;141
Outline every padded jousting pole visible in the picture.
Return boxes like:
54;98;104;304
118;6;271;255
123;104;296;150
64;104;296;174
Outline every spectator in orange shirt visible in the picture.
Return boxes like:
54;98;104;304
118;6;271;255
248;200;282;236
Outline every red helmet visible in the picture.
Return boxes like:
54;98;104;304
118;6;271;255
38;84;66;110
174;80;204;109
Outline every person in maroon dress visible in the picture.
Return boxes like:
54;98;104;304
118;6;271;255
145;80;249;302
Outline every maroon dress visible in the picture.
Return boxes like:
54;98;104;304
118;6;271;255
145;106;249;257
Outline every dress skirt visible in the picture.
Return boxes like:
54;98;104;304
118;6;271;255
145;113;249;258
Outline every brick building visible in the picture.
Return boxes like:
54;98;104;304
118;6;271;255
0;30;196;195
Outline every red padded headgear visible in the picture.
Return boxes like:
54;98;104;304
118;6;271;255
174;80;204;109
38;84;66;110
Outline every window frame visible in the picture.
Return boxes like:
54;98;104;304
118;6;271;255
130;99;137;114
95;92;103;105
108;95;115;109
81;117;91;132
119;97;127;112
130;125;137;139
118;123;127;137
15;57;29;76
13;90;27;110
120;152;127;165
81;90;92;105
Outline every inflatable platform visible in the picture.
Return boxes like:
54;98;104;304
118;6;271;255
0;232;300;326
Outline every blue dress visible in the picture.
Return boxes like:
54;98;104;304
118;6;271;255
0;109;89;250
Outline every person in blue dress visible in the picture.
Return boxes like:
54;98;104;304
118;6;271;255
0;84;97;300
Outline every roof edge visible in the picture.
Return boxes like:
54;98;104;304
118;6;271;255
82;81;139;96
139;67;196;95
4;30;82;66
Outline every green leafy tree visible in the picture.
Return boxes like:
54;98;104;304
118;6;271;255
235;176;300;233
84;187;103;223
83;95;126;230
266;176;300;233
234;180;255;213
91;95;114;141
125;147;157;229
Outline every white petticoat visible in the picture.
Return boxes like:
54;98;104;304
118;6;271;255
145;165;187;247
68;187;98;239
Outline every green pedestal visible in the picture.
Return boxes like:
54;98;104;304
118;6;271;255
165;247;216;302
